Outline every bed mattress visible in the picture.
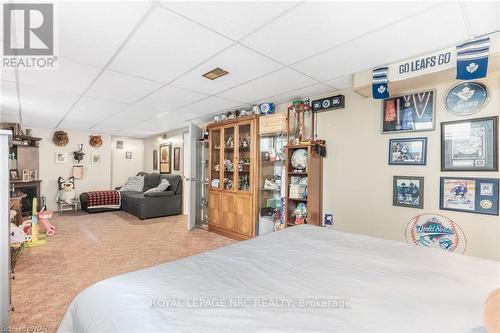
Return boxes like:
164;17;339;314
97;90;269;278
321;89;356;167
58;225;499;332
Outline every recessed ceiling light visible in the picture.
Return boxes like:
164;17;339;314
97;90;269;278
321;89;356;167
202;67;229;80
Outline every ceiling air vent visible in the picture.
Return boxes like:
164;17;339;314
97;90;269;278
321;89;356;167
202;67;228;80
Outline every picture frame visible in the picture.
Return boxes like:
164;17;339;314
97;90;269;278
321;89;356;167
29;169;38;181
393;176;424;209
388;137;427;165
153;149;158;171
91;153;101;165
381;90;435;133
125;151;132;159
116;140;124;149
173;147;180;171
159;143;171;174
73;165;84;179
55;152;67;163
10;169;18;180
441;116;498;171
22;169;30;182
440;177;499;216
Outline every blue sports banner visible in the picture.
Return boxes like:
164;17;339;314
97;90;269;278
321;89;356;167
372;67;389;99
456;37;490;80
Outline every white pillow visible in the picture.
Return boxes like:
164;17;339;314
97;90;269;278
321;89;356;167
144;179;170;194
120;176;144;192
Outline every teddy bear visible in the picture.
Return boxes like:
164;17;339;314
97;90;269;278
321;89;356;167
56;176;76;204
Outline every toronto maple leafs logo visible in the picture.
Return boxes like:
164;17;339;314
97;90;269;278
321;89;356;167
466;62;479;73
452;87;475;103
377;85;386;94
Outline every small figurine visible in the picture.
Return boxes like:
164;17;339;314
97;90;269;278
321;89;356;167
292;203;307;224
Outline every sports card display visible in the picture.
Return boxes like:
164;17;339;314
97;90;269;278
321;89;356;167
440;177;499;215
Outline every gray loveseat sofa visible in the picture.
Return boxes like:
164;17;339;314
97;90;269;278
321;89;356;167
120;172;183;220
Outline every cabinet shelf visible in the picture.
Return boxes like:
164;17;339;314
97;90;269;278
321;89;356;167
288;172;308;176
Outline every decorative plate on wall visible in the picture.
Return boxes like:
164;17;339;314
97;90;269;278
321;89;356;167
52;131;69;147
445;81;489;116
89;135;103;148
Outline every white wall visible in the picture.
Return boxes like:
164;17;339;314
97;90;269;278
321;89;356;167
312;74;500;261
31;128;112;211
111;136;145;188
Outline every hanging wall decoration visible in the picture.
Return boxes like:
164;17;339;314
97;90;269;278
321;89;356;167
72;144;85;163
388;47;455;81
456;37;490;80
405;214;466;254
312;95;345;112
445;81;489;116
381;90;434;133
372;66;389;99
440;177;499;216
441;116;498;171
89;135;103;148
388;137;427;165
173;147;180;171
153;149;158;171
52;131;69;147
159;143;171;174
393;176;424;209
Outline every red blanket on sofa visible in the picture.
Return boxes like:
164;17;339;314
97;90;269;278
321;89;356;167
86;190;121;209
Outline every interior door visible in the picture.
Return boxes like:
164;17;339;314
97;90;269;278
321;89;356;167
187;123;202;230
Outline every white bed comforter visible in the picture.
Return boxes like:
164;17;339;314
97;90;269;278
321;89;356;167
58;225;499;333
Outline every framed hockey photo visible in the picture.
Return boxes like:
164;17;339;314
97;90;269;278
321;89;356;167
441;116;498;171
393;176;424;209
389;137;427;165
440;177;499;215
382;90;435;133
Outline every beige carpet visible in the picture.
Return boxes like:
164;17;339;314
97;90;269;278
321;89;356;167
9;211;234;332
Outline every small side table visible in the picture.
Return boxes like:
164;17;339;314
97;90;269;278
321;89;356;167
57;198;80;214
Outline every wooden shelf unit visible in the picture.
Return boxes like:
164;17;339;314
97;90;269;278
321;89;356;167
284;143;324;227
207;115;259;240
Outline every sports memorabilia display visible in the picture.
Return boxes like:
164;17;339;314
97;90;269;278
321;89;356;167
381;90;434;133
312;95;345;112
372;66;389;99
405;214;466;254
388;137;427;165
393;176;424;209
445;81;489;116
441;116;498;171
440;177;499;215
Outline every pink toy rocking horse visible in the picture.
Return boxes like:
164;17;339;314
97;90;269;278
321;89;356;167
38;209;55;236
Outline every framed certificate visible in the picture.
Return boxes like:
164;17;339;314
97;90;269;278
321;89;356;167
441;116;498;171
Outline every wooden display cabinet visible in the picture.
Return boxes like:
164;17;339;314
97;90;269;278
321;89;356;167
207;115;259;240
284;143;324;227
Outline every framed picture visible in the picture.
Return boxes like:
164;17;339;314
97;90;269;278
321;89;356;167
22;169;30;182
174;147;180;171
125;152;132;159
440;177;499;215
91;153;101;165
441;116;498;171
55;152;67;163
116;140;124;149
10;169;18;180
153;149;158;171
73;165;84;179
159;143;171;174
393;176;424;209
29;169;38;181
445;81;489;116
382;90;435;133
388;137;427;165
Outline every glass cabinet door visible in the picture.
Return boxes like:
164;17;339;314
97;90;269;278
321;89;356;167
210;129;221;189
196;137;209;228
222;126;235;191
237;123;252;192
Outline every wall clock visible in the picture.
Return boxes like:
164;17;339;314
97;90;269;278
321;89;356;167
445;81;489;116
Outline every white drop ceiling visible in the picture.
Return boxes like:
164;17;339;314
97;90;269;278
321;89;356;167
1;1;499;138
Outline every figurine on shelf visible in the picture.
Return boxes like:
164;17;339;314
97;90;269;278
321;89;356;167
214;164;220;172
292;203;307;224
240;135;250;148
225;136;234;149
239;174;249;191
224;159;233;171
224;178;233;190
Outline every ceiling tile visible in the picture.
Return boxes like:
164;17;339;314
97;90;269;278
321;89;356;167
325;75;353;90
72;96;127;117
86;70;163;103
171;44;283;95
461;2;500;36
19;84;79;118
21;116;60;128
0;113;20;123
217;68;316;103
136;85;208;111
173;96;244;118
292;3;469;82
58;112;102;131
17;58;100;95
253;83;333;105
1;81;18;105
109;7;233;83
241;1;439;65
59;1;153;66
162;1;298;40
